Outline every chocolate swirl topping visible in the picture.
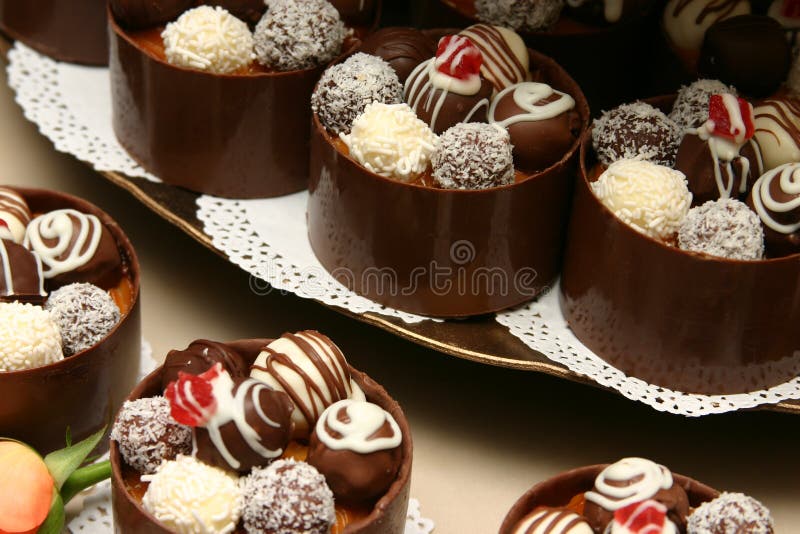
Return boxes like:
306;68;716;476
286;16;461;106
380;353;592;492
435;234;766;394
751;162;800;235
753;97;800;169
513;507;592;534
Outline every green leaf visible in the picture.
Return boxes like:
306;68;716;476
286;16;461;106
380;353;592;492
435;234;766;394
43;426;106;490
60;460;111;505
36;492;64;534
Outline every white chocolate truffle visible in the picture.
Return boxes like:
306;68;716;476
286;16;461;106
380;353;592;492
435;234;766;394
162;6;254;74
663;0;750;54
0;302;63;371
513;507;593;534
459;24;530;92
0;187;31;244
142;455;243;534
752;97;800;171
592;158;692;240
340;102;438;182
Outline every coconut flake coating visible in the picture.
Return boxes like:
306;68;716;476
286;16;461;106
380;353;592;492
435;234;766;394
475;0;564;32
678;199;764;260
242;458;335;534
669;79;738;130
312;52;404;135
0;302;63;371
162;6;255;74
111;396;192;475
44;283;120;356
688;492;774;534
432;122;515;190
592;101;682;167
254;0;345;72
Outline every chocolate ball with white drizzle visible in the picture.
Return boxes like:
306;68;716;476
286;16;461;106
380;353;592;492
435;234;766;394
0;187;31;244
749;162;800;257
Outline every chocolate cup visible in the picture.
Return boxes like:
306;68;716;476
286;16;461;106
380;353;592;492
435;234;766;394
111;353;413;534
308;48;590;317
0;188;141;454
498;464;720;533
560;95;800;395
0;0;108;65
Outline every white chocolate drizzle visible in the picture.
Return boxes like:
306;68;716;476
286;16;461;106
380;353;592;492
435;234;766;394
585;458;673;511
431;35;482;95
316;399;401;454
489;82;575;127
751;162;800;234
0;240;45;297
513;507;592;534
0;188;31;244
458;24;528;92
23;209;102;280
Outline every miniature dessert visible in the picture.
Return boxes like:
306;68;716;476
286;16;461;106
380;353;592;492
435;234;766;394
752;96;800;172
0;302;63;372
474;0;565;32
44;283;120;356
662;0;750;65
0;240;46;305
678;199;765;260
110;0;193;29
161;338;250;386
512;507;593;534
669;79;737;130
687;492;774;533
110;396;192;475
0;187;32;244
592;102;682;167
458;24;530;93
749;162;800;257
431;122;514;190
358;28;438;83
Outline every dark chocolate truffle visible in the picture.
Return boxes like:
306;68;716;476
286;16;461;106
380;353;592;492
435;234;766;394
110;0;193;29
0;239;46;305
749;162;800;257
475;0;564;31
432;122;515;190
583;458;690;532
111;396;192;475
312;53;404;134
592;102;682;167
307;399;403;506
358;27;437;83
489;81;580;172
0;187;31;244
699;15;791;98
678;199;765;260
45;282;121;356
688;492;774;534
23;209;123;291
199;0;267;24
242;459;335;534
161;338;250;389
669;79;738;129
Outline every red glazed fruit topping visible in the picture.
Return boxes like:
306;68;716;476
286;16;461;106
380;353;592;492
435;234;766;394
164;363;223;426
613;500;668;533
707;94;754;142
434;35;482;80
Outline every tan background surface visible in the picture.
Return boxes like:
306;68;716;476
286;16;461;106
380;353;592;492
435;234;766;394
0;65;798;532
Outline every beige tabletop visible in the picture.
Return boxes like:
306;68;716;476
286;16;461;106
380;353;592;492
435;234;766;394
0;64;798;533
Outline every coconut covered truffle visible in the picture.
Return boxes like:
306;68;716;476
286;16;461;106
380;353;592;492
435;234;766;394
0;302;63;372
142;455;243;533
432;122;514;190
162;6;255;74
688;492;774;534
242;459;335;534
678;199;764;260
669;79;738;129
341;102;438;182
254;0;345;72
312;53;404;135
475;0;564;32
45;283;120;356
111;396;192;475
592;102;682;167
592;158;693;241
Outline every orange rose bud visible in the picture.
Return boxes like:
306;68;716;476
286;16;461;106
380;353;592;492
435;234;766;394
0;441;55;533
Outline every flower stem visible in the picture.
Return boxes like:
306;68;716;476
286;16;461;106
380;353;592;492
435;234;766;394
59;460;111;504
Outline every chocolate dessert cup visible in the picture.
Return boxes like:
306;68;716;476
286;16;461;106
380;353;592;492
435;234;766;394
0;0;108;65
560;95;800;395
0;188;141;454
308;47;590;317
498;465;719;533
111;355;413;534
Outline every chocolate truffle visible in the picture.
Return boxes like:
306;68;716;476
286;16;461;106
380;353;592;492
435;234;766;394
312;53;404;135
583;458;690;532
678;198;765;260
161;338;250;389
687;492;774;534
111;396;192;475
24;209;123;291
307;399;403;506
199;0;267;25
475;0;564;32
358;28;437;83
663;0;750;56
432;122;515;190
752;96;800;172
512;507;593;534
254;0;345;71
45;283;121;356
592;102;682;167
669;79;738;130
250;331;366;439
0;302;63;372
110;0;193;29
165;364;294;474
242;459;335;534
0;187;31;244
489;81;579;172
0;240;46;305
699;15;791;98
162;6;255;74
459;24;530;93
749;162;800;257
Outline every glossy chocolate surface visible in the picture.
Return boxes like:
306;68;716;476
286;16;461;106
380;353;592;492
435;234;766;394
498;465;719;534
0;0;108;65
308;46;589;317
560;96;800;394
0;188;141;454
111;353;412;534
